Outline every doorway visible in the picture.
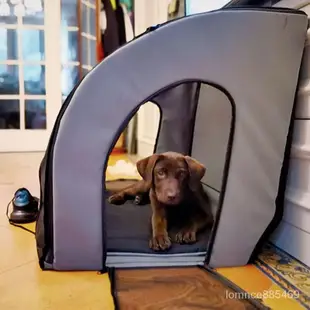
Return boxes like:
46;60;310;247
0;0;99;152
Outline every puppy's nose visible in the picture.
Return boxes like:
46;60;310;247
167;193;176;201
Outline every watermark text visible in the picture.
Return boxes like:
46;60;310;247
225;290;300;300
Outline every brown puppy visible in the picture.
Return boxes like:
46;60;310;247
108;152;214;251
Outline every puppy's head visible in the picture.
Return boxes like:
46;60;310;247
136;152;205;206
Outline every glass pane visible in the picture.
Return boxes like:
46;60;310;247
0;100;20;129
81;3;88;33
61;65;79;96
0;65;19;94
21;29;45;61
89;7;96;36
25;99;46;129
81;36;89;66
61;29;78;63
61;1;78;27
90;39;96;67
0;29;18;61
22;0;45;25
0;3;17;24
24;65;46;95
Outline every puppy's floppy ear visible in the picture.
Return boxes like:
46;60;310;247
184;156;206;190
136;154;160;186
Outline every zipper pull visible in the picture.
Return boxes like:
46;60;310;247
145;24;161;32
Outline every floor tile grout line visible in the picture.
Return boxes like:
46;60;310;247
0;259;37;276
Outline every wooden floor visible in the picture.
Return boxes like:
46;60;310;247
0;152;114;310
0;152;306;310
113;267;265;309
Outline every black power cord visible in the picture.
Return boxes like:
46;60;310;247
6;188;39;235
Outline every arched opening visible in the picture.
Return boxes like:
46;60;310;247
105;101;160;182
104;81;234;265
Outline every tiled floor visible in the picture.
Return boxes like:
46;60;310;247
0;152;308;309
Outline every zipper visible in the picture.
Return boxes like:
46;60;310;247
134;7;306;47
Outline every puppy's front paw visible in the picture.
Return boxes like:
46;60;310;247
108;193;125;205
149;234;171;251
174;230;196;244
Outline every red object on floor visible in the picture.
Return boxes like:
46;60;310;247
111;148;126;154
111;147;126;155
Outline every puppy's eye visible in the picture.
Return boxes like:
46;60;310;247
178;171;186;178
157;170;165;176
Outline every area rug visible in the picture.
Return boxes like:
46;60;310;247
109;266;269;310
255;242;310;309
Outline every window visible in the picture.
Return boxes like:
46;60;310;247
60;0;99;102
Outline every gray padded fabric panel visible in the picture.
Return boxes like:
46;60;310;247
191;84;232;191
51;9;307;270
153;83;198;154
203;185;220;218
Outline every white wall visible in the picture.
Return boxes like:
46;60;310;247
268;3;310;267
134;0;169;157
268;1;310;267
